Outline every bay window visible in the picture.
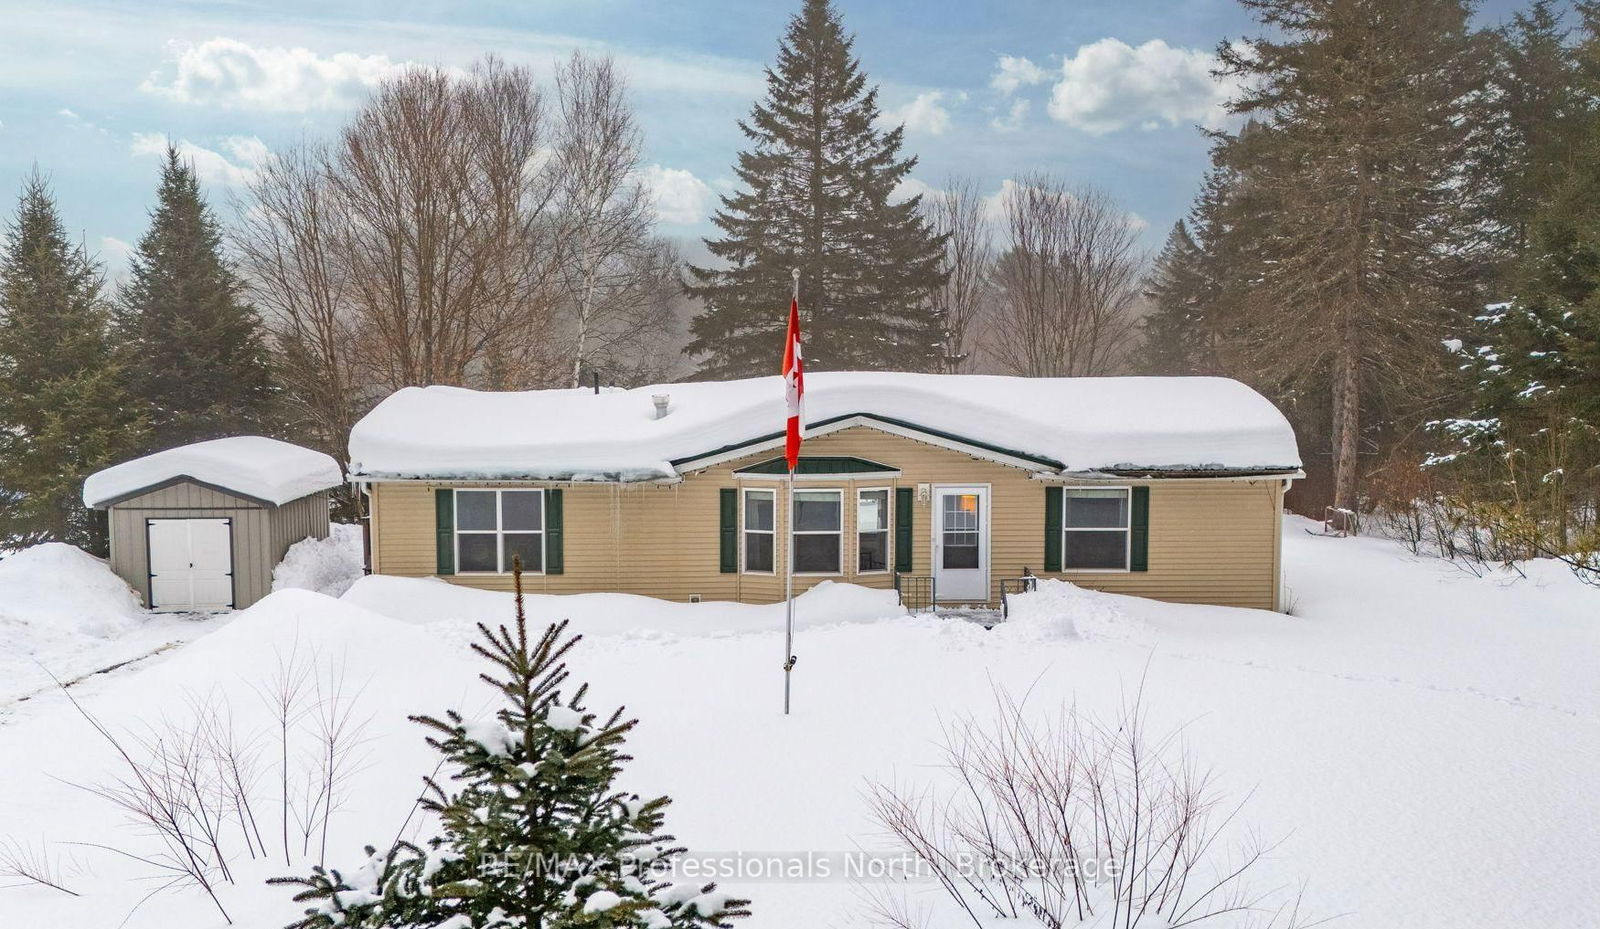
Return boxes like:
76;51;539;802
743;489;775;573
856;488;890;572
791;489;842;574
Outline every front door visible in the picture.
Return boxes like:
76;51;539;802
933;485;989;602
147;518;234;612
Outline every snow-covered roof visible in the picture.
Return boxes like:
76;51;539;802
83;437;344;508
347;373;1301;483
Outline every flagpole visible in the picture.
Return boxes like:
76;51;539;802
784;267;799;716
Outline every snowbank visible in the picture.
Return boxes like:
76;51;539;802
0;543;142;639
272;523;365;598
341;575;901;638
348;373;1301;482
997;578;1143;643
83;436;342;507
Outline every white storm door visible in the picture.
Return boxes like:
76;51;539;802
933;486;989;602
147;518;234;611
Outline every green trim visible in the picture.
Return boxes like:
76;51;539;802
1043;486;1063;572
719;488;738;573
1130;486;1149;572
734;455;898;475
670;412;1065;472
435;489;455;575
894;487;913;573
545;488;564;575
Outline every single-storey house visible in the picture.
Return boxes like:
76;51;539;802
83;437;342;612
349;373;1302;611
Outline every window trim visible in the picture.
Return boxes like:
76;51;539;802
1061;485;1132;573
855;486;892;575
454;488;546;575
790;487;844;577
741;487;777;575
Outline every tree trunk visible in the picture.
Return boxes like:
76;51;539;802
1332;328;1361;514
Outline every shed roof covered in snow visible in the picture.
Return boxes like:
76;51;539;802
83;436;344;508
347;373;1302;483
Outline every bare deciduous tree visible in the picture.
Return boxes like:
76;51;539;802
330;57;560;391
922;176;993;373
866;686;1310;929
240;53;680;467
549;53;661;388
986;176;1143;377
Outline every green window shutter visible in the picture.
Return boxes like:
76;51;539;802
545;489;564;575
1130;486;1150;572
1044;486;1063;572
719;488;738;573
435;489;455;575
894;487;913;573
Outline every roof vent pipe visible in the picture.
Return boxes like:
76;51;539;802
652;394;670;419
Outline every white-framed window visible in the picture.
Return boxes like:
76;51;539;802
856;487;890;573
1062;487;1130;571
743;488;776;574
791;488;843;574
456;488;544;574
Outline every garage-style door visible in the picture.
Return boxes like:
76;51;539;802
146;518;234;612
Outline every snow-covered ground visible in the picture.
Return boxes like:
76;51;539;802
0;517;1596;928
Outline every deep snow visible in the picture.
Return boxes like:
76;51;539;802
82;435;343;508
347;373;1302;482
0;518;1595;928
272;523;367;599
0;543;224;705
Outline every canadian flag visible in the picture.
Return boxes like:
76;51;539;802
782;289;805;472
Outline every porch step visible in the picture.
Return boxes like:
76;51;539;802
933;606;1004;628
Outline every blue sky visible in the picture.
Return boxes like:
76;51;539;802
0;0;1532;277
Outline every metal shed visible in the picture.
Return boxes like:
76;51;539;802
83;437;343;612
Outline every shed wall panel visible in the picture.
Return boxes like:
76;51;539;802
104;480;331;610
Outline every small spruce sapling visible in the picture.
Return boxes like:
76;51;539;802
270;562;750;928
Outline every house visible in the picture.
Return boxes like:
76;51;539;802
348;372;1303;611
83;437;342;611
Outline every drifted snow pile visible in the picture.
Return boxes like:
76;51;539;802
0;543;142;642
997;578;1140;642
272;524;365;598
342;575;900;639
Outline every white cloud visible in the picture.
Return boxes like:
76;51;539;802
889;176;939;205
141;37;413;111
990;55;1049;95
637;164;714;226
57;107;79;120
1047;38;1233;135
130;132;273;187
991;99;1029;133
879;90;951;136
99;236;135;280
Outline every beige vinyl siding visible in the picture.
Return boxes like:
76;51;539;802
368;425;1286;610
106;481;334;610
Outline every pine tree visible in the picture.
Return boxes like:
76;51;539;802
1138;221;1209;375
1433;37;1600;551
0;171;145;553
272;566;751;929
120;145;276;448
685;0;947;378
1212;0;1482;511
1465;0;1589;284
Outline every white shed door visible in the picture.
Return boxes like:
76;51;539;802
147;518;234;612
